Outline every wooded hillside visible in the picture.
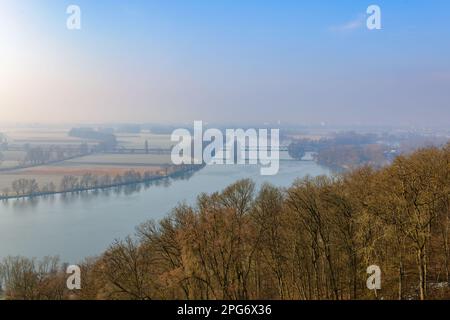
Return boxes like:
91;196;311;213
1;144;449;300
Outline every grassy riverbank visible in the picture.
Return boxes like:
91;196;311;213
0;164;204;201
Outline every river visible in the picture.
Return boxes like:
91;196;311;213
0;160;330;264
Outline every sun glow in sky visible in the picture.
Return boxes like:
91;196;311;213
1;0;450;126
0;2;23;87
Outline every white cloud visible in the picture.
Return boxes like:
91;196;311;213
329;14;365;33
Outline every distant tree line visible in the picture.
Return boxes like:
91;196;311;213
0;144;90;172
316;144;388;170
289;132;387;169
59;170;165;193
1;145;449;300
0;133;7;150
21;144;90;166
116;125;141;134
0;133;7;166
69;128;117;151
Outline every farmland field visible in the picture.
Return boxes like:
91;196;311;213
3;128;94;146
64;153;172;166
2;129;174;150
0;128;179;196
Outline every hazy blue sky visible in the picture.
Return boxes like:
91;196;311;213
1;0;449;126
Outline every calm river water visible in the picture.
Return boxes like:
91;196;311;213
0;160;330;263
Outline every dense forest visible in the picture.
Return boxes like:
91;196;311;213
0;144;449;300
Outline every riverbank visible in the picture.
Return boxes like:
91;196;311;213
0;164;204;201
